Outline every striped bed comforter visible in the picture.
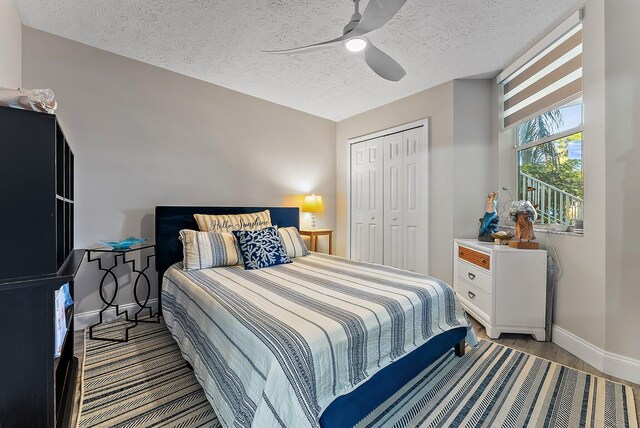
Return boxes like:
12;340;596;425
162;253;477;428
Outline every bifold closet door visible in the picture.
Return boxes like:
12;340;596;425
383;127;427;273
350;138;383;264
383;132;403;269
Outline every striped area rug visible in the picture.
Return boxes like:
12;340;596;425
78;320;637;428
358;341;638;428
77;320;220;428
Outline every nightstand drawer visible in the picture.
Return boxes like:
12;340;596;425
457;245;490;270
456;278;491;319
456;260;492;295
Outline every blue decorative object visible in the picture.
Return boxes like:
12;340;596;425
478;192;500;242
233;227;291;270
60;283;73;308
97;237;147;250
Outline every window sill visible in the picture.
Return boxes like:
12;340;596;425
500;225;584;237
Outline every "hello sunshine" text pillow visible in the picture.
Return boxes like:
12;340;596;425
193;210;272;233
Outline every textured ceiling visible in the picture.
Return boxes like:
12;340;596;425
15;0;582;121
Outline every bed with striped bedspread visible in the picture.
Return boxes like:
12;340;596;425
162;253;477;428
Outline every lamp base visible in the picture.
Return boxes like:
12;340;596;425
310;213;317;230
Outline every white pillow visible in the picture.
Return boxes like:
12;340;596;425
193;210;272;233
179;229;240;270
278;227;309;258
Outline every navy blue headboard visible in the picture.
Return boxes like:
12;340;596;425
154;206;300;277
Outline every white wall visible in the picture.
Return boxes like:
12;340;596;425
22;27;337;323
0;0;21;88
604;0;640;363
336;79;493;285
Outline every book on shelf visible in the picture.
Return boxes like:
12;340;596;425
54;283;73;358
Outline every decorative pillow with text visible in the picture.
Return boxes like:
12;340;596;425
194;210;272;233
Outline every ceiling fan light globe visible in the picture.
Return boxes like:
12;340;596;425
345;37;367;52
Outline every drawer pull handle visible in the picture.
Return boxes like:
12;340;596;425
468;291;476;299
468;272;476;280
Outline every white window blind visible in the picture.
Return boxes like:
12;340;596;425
499;13;583;129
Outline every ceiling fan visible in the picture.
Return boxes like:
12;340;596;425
263;0;408;82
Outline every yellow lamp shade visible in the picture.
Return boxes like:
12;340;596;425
302;194;324;213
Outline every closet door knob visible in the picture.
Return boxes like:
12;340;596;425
371;216;375;220
393;217;398;221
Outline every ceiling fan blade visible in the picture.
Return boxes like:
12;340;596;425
354;0;408;35
262;32;352;54
364;42;406;81
264;0;408;54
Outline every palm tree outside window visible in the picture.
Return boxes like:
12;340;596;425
516;98;584;225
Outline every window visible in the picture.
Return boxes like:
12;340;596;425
498;11;584;226
516;99;583;225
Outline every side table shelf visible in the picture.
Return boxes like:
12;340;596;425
299;229;334;255
87;243;158;342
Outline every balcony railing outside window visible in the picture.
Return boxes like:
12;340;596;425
519;172;583;225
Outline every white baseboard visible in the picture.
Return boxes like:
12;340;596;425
552;325;605;371
552;324;640;385
74;299;159;331
604;350;640;386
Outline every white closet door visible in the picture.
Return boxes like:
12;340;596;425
401;127;427;273
350;142;367;261
383;133;404;269
350;139;383;263
366;139;384;264
351;122;428;273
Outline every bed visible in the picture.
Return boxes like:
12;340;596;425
155;206;476;428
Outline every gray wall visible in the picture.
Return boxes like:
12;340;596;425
335;82;454;281
335;79;494;285
18;3;639;373
452;80;497;245
22;27;336;322
0;0;21;88
495;0;640;377
497;0;608;351
604;0;640;362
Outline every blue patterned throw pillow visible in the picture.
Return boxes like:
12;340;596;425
233;227;292;270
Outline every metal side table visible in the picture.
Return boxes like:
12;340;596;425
86;243;158;342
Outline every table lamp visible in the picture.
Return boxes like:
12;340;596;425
302;194;324;230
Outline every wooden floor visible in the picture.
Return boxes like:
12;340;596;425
70;319;639;427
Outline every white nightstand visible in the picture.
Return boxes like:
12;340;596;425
453;239;548;341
